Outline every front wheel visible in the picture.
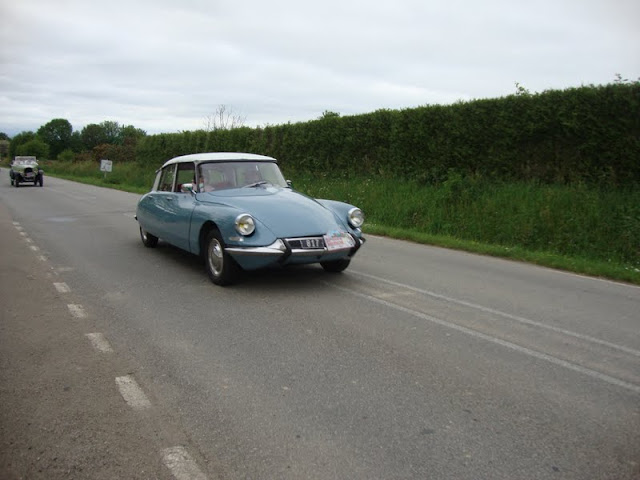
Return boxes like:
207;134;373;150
321;258;351;273
37;175;43;187
204;229;240;286
139;226;158;248
14;177;19;188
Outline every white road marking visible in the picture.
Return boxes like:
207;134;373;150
12;221;20;226
162;446;208;480
19;231;27;237
85;333;114;353
329;282;640;395
29;245;39;252
53;282;71;293
67;304;87;318
38;255;47;262
115;375;151;409
350;270;640;358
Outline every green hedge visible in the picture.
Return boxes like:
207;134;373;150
136;83;640;185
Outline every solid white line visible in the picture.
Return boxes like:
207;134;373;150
350;270;640;358
115;375;151;409
53;282;71;293
85;333;114;353
67;304;87;318
162;446;208;480
329;282;640;395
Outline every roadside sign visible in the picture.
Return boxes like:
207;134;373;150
100;159;113;173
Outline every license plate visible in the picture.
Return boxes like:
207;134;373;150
25;172;34;178
323;231;355;251
288;237;324;249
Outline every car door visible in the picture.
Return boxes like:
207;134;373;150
169;162;197;251
139;164;178;245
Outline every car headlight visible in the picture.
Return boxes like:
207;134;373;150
235;213;256;236
348;207;364;228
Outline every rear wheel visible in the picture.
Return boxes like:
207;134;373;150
139;226;158;248
321;258;351;273
204;229;240;286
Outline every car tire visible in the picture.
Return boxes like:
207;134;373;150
14;177;19;188
139;226;158;248
321;258;351;273
204;228;240;286
38;175;43;187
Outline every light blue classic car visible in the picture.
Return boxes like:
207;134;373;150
136;152;365;285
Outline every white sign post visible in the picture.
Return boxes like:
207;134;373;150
100;159;112;179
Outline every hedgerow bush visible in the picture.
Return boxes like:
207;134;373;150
135;82;639;186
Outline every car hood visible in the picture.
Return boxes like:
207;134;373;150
199;187;346;237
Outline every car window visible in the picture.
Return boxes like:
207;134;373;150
176;162;195;193
158;164;177;191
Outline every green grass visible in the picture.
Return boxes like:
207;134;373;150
33;161;640;285
292;172;640;285
41;160;154;194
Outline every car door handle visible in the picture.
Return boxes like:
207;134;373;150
165;196;175;201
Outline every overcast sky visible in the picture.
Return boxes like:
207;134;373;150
1;0;638;137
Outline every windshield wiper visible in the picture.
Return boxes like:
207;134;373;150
243;181;270;188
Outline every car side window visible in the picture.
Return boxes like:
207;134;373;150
176;162;195;193
158;164;177;192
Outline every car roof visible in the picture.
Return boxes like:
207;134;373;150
161;152;277;168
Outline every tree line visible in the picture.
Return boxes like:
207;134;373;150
1;119;147;163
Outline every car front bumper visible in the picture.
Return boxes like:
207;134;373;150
226;234;365;270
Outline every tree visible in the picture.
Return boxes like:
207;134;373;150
0;139;9;160
0;132;10;141
203;105;246;131
120;125;146;143
9;131;36;158
319;110;341;119
16;137;49;159
100;120;121;144
81;123;108;150
37;118;73;158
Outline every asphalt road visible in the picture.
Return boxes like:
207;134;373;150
1;169;639;480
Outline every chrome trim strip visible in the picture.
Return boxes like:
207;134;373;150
226;246;285;256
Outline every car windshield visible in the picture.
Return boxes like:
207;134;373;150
198;161;287;192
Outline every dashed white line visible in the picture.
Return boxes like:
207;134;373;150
85;333;114;353
162;446;208;480
67;304;87;318
29;245;39;252
115;375;151;409
53;282;71;293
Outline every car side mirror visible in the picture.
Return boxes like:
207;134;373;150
286;180;293;188
181;183;194;193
